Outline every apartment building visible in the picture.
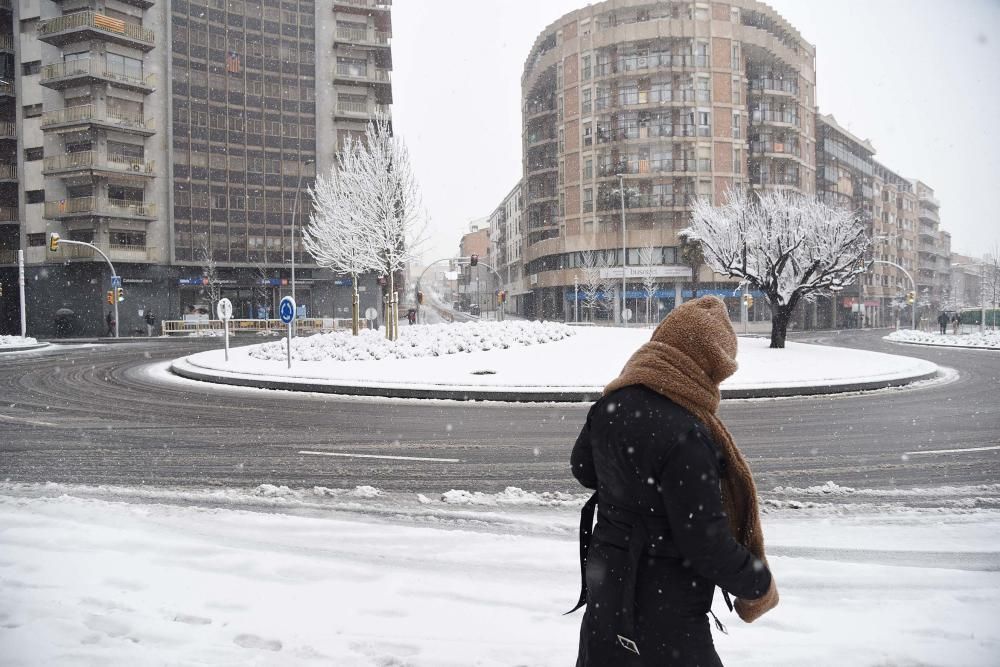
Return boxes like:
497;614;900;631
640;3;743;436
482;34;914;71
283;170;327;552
518;0;816;321
487;181;525;315
0;0;391;337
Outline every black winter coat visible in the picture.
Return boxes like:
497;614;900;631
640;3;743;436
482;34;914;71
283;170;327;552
571;385;772;667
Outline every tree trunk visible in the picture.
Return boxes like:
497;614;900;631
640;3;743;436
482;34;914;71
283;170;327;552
770;304;794;348
351;274;359;336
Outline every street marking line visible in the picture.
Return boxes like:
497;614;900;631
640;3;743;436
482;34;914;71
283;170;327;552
905;445;1000;456
298;450;461;463
0;413;59;428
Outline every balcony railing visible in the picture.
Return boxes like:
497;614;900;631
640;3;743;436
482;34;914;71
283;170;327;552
750;110;800;126
335;0;391;9
334;66;391;83
748;78;799;96
335;27;390;45
43;105;154;132
44;196;156;218
0;249;17;264
334;101;390;117
750;140;800;157
0;206;16;221
0;121;14;139
41;59;156;90
56;242;155;262
0;34;13;50
0;163;16;179
43;150;155;175
38;12;155;48
0;80;11;96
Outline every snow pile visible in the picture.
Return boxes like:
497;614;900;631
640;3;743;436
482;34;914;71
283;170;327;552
0;335;38;347
885;329;1000;349
440;486;589;508
247;320;574;362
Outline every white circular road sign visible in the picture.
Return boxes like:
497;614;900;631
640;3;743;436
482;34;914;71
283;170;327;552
217;297;233;321
364;307;379;321
622;308;633;322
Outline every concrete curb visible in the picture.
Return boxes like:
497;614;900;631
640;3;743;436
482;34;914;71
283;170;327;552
170;357;941;403
0;342;51;353
885;339;1000;352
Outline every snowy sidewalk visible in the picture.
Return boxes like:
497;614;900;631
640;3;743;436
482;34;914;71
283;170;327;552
0;336;48;353
885;329;1000;350
172;326;940;400
1;484;998;666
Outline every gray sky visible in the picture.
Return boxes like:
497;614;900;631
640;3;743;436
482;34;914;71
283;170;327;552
390;0;1000;262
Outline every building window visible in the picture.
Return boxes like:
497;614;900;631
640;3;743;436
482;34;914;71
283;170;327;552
584;159;593;179
23;104;42;118
732;112;741;139
582;88;592;114
110;230;146;247
733;147;742;174
697;111;711;136
581;55;591;80
583;188;593;213
21;60;40;76
24;147;43;161
28;234;47;247
731;77;741;105
26;190;45;204
731;43;740;70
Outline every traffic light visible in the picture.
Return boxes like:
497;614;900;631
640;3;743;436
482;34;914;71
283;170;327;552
906;290;915;304
742;293;754;308
470;254;478;267
497;290;507;304
106;290;114;305
417;290;424;305
116;287;125;302
48;232;60;252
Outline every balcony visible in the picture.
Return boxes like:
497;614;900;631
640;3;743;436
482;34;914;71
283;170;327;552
43;151;156;177
0;163;16;181
44;196;157;220
919;207;940;224
334;0;391;11
0;206;16;223
750;110;800;128
41;59;156;93
56;242;158;262
0;249;17;264
41;104;156;136
335;27;390;46
333;66;391;86
333;101;391;119
748;79;799;97
0;121;14;140
0;80;12;97
0;33;13;52
38;12;155;50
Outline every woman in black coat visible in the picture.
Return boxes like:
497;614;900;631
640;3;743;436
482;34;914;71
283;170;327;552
569;296;777;666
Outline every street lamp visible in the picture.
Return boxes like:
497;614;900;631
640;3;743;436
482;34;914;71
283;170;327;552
616;173;627;325
290;157;316;307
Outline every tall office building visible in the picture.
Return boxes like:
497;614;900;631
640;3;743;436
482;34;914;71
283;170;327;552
1;0;391;336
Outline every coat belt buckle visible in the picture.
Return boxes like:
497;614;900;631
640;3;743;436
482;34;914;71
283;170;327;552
617;634;640;655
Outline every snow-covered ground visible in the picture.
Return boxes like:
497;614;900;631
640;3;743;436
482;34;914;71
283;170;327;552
885;329;1000;349
179;325;939;396
1;482;997;666
0;335;39;349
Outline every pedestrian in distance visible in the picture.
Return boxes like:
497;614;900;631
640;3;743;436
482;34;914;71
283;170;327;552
105;311;115;337
937;311;949;335
951;312;961;335
570;295;777;667
145;310;156;337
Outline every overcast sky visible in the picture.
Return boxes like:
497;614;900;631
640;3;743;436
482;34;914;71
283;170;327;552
389;0;1000;263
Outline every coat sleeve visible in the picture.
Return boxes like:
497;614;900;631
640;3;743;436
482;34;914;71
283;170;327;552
570;403;598;490
658;427;771;600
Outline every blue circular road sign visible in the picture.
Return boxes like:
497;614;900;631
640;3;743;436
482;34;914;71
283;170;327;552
279;296;296;324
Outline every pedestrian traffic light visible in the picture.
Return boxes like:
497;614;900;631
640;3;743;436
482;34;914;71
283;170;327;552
470;254;478;267
116;287;125;302
48;232;60;252
106;290;114;305
417;290;424;305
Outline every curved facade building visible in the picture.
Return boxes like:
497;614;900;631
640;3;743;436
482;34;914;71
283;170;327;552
520;0;816;320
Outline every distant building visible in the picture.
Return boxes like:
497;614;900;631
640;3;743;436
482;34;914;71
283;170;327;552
488;182;525;315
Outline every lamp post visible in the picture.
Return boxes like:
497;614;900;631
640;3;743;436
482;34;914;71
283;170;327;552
290;158;316;307
617;172;627;325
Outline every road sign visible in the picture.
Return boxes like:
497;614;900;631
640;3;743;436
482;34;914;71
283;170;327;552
110;276;122;288
279;296;296;324
364;307;378;321
217;297;233;321
623;307;633;321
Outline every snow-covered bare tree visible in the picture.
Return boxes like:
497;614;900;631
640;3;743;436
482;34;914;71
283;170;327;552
578;250;605;322
638;245;659;324
251;259;271;319
684;187;870;348
198;242;222;316
336;112;425;340
303;139;378;335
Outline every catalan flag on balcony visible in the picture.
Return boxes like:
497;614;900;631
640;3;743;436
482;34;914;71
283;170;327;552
94;14;126;34
226;50;241;74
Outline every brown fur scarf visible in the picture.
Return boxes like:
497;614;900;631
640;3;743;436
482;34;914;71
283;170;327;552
604;296;765;561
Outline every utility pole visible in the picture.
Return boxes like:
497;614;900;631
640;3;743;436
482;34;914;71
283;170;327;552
18;249;26;338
